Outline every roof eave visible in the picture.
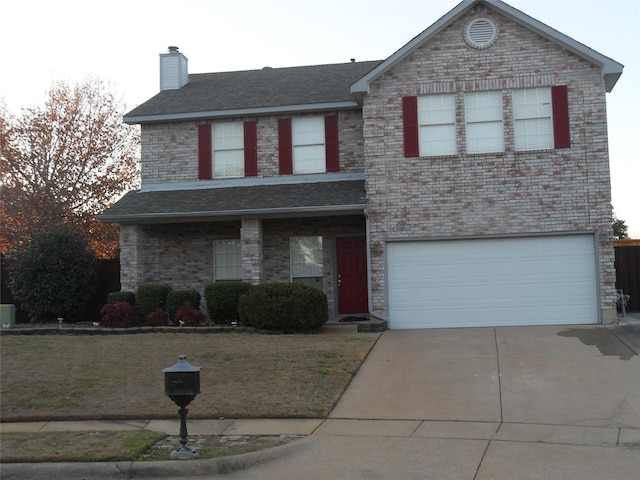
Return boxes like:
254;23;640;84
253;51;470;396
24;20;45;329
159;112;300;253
124;101;361;124
99;204;366;224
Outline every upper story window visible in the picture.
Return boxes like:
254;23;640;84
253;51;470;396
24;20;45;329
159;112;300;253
417;94;456;156
212;122;244;177
292;117;326;174
513;88;553;151
278;115;339;174
403;85;570;158
198;121;257;180
465;91;504;154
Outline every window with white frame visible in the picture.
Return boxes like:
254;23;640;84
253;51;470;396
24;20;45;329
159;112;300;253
465;91;504;154
292;117;325;174
290;236;323;290
418;94;457;156
213;239;241;281
212;122;244;178
513;88;553;151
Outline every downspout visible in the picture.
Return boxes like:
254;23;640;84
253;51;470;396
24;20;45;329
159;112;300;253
365;208;390;323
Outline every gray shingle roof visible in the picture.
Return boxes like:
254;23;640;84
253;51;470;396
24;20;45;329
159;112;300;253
124;61;382;123
100;180;366;223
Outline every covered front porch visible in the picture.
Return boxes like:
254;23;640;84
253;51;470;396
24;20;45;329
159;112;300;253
117;215;368;319
100;175;371;319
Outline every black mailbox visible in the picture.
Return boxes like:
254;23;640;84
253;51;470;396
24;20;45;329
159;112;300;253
162;354;202;458
163;354;201;398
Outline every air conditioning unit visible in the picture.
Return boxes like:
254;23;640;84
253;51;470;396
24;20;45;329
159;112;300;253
0;304;16;328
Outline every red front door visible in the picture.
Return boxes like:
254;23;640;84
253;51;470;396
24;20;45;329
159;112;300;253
336;236;368;314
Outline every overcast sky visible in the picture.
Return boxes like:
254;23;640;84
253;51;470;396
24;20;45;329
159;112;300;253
2;0;638;237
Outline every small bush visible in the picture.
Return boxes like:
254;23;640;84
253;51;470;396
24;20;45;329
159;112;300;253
100;302;137;328
107;291;135;305
174;302;207;327
135;284;172;319
144;308;169;327
204;282;253;324
166;289;201;321
238;282;328;332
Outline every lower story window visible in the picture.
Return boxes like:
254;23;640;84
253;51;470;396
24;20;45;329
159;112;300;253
214;239;241;281
290;236;323;291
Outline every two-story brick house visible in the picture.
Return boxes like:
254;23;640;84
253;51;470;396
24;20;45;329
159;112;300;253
101;0;623;329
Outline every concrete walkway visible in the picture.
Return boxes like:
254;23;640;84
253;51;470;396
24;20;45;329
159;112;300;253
2;319;639;479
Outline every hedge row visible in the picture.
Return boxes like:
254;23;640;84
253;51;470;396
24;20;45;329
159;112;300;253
101;281;328;331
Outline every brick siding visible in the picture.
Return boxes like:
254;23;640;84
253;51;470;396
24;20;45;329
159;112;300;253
140;110;364;185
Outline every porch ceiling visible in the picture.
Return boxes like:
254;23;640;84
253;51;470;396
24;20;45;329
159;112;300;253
100;180;367;224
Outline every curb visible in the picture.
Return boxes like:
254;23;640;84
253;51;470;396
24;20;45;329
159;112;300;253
0;435;311;479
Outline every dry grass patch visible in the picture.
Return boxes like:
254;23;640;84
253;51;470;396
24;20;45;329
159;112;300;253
0;430;165;463
1;332;377;421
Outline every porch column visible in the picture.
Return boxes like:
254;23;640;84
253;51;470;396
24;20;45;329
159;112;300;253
241;218;263;285
119;224;145;292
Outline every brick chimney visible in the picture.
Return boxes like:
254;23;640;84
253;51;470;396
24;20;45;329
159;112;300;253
159;46;188;91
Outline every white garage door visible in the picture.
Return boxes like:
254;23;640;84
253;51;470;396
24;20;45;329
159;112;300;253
387;235;598;329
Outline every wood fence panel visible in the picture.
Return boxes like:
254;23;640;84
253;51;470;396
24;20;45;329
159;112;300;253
615;246;640;312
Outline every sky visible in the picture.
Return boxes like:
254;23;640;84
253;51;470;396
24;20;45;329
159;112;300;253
2;0;639;237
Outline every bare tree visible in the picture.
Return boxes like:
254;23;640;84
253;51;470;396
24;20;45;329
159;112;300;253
0;79;140;258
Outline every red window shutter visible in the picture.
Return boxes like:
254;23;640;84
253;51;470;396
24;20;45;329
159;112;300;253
325;115;339;172
278;118;293;174
244;121;258;177
403;96;419;157
197;124;212;179
552;85;570;149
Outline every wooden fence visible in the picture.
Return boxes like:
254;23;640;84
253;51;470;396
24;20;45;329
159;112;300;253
614;240;640;312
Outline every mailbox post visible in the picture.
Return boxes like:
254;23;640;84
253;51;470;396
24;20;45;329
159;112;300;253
163;354;201;459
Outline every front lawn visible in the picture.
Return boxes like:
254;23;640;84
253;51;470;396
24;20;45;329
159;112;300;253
0;332;377;421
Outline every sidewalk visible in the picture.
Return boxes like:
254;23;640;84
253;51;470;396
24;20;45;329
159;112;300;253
0;418;322;437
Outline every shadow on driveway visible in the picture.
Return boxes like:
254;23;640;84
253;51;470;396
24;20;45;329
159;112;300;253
558;327;635;360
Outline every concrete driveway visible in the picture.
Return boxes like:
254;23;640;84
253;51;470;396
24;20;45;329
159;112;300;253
218;325;640;480
331;326;640;427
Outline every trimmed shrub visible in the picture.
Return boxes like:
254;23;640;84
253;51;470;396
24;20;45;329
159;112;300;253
135;284;172;319
204;282;253;324
100;302;137;328
166;289;201;321
238;282;328;332
144;308;169;326
107;291;135;305
174;302;207;327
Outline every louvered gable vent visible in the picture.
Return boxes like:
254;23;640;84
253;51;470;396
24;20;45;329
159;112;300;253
465;18;497;49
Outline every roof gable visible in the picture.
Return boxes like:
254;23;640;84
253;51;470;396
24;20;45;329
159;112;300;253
351;0;623;97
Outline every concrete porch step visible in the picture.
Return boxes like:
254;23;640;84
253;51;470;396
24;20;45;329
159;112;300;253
325;315;388;334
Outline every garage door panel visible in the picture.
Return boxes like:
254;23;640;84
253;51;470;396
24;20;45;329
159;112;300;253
387;235;598;329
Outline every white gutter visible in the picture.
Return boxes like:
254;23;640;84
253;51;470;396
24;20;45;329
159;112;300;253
141;172;365;193
365;208;390;323
124;101;360;125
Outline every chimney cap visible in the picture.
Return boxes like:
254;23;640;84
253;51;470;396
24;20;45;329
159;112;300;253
168;46;180;53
